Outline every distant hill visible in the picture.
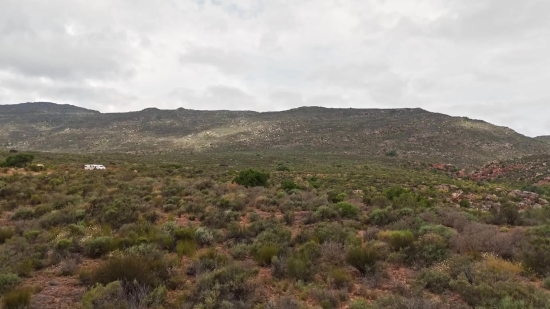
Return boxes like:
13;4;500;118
537;136;550;143
0;102;548;166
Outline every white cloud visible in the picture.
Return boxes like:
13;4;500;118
0;0;548;136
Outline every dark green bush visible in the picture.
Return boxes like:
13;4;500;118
233;169;270;188
1;154;34;168
281;180;299;191
459;199;471;208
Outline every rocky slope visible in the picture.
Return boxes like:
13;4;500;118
0;102;548;166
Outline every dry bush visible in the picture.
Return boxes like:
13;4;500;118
320;241;345;265
451;222;526;259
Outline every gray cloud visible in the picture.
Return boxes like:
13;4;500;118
0;0;548;136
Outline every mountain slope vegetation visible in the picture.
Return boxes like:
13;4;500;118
1;103;548;166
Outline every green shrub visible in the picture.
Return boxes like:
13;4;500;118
2;288;31;309
388;230;415;251
406;233;448;266
90;252;171;288
328;192;347;203
256;244;280;266
33;204;53;218
416;268;450;294
0;273;21;293
233;169;270;188
84;237;114;258
81;280;166;309
281;180;299;191
345;245;378;275
2;154;34;168
0;228;15;244
189;264;256;308
329;268;352;289
335;202;359;218
369;207;393;226
11;208;34;221
544;276;550;290
230;243;250;260
286;256;314;281
349;299;369;309
459;199;471;208
81;281;124;309
176;240;197;259
55;238;73;251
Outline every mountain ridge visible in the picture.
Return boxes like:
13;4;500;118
0;102;548;166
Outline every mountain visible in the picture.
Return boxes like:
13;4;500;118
537;136;550;144
0;102;548;166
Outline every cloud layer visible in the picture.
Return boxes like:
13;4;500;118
1;0;548;136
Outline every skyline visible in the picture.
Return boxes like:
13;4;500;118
0;0;549;137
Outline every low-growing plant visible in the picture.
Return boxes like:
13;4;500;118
335;202;359;218
345;245;378;275
256;244;280;266
2;288;32;309
0;273;21;293
0;228;15;244
176;239;197;259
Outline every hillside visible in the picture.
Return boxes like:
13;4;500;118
0;102;548;166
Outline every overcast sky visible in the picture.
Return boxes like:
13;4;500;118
0;0;548;136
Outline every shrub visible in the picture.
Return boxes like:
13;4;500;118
416;268;450;294
233;169;270;188
388;230;415;251
345;245;378;274
0;273;21;293
2;154;34;168
11;208;34;221
176;240;197;259
335;202;359;218
0;228;15;244
256;244;280;266
543;276;550;290
281;180;299;191
81;281;124;309
329;268;353;290
286;256;314;281
84;237;114;258
189;264;256;308
328;192;347;203
459;199;471;208
406;233;448;266
369;207;393;226
194;227;214;246
349;299;369;309
2;288;32;309
90;252;171;288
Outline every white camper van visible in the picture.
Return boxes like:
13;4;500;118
84;164;106;170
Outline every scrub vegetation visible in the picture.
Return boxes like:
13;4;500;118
1;150;550;308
